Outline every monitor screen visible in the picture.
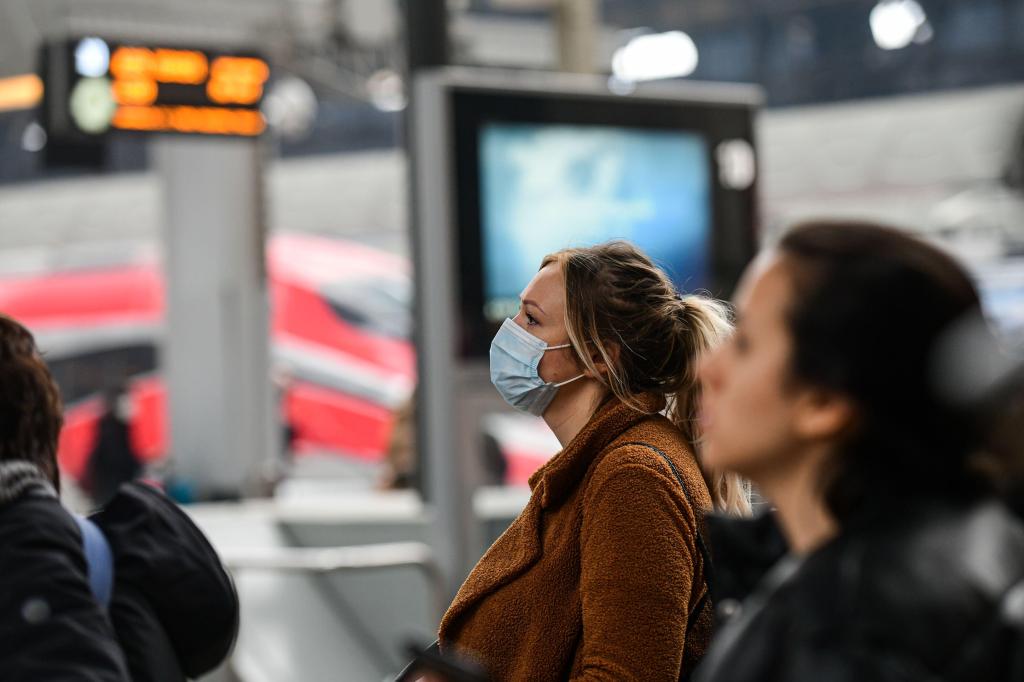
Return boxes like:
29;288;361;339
478;122;713;323
446;82;759;358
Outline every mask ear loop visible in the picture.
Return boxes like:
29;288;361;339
553;373;586;388
543;341;586;387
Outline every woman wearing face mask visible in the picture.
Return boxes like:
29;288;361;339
695;221;1024;682
437;241;750;682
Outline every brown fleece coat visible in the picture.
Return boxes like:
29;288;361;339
439;394;714;681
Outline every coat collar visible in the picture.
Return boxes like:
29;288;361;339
528;393;666;510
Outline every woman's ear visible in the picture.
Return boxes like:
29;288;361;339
794;388;857;442
586;341;619;380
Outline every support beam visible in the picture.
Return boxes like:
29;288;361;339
156;136;274;499
556;0;600;74
402;0;449;73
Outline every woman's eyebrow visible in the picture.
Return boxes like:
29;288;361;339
520;298;547;316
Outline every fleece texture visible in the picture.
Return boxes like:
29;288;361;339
439;394;714;681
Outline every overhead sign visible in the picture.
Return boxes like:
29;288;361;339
42;38;269;138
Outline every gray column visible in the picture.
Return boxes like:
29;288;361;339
556;0;600;74
155;136;274;499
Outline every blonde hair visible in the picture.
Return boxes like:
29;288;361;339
542;241;751;516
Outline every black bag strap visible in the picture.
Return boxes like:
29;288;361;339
618;441;716;634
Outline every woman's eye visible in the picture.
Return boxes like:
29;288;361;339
525;313;539;326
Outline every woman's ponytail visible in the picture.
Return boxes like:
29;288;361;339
546;241;751;516
668;295;752;516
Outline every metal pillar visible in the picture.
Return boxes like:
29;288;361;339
155;136;274;499
556;0;600;74
409;74;477;600
402;0;449;73
401;0;474;599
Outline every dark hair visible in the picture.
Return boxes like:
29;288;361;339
777;221;984;522
0;315;63;491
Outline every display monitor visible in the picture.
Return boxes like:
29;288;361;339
443;76;760;357
479;122;713;322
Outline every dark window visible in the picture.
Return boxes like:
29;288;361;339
44;344;158;405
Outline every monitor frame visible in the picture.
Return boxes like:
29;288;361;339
443;71;762;357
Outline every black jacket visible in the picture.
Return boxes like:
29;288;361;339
92;482;240;682
0;487;130;681
696;498;1024;682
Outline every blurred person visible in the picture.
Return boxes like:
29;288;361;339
380;390;506;490
695;222;1024;682
0;464;131;679
261;367;296;493
437;241;750;681
272;367;298;461
84;383;142;507
381;391;417;490
0;314;130;679
0;314;238;682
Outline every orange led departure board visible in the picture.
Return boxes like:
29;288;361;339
42;38;269;138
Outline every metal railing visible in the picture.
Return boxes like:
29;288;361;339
220;541;447;620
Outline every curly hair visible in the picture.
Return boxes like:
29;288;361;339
0;315;63;492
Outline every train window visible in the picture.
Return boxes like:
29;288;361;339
321;277;412;341
44;344;158;405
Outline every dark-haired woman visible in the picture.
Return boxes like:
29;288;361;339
438;242;749;681
695;221;1024;682
0;313;238;682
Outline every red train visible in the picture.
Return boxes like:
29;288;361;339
0;233;415;482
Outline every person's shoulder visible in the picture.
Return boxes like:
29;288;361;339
787;499;1024;665
597;415;703;489
797;499;1024;603
591;437;677;487
858;499;1024;595
586;423;700;513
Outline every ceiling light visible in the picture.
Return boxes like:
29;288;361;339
612;31;699;83
870;0;929;51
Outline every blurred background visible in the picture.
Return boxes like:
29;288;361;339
0;1;1022;680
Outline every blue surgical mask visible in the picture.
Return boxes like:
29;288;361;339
489;318;585;416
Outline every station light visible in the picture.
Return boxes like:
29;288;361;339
716;139;757;191
366;69;406;112
0;74;43;112
74;38;111;78
611;31;699;83
20;121;46;152
69;77;117;134
262;75;318;141
870;0;931;51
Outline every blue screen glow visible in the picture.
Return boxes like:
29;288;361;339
479;122;712;321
